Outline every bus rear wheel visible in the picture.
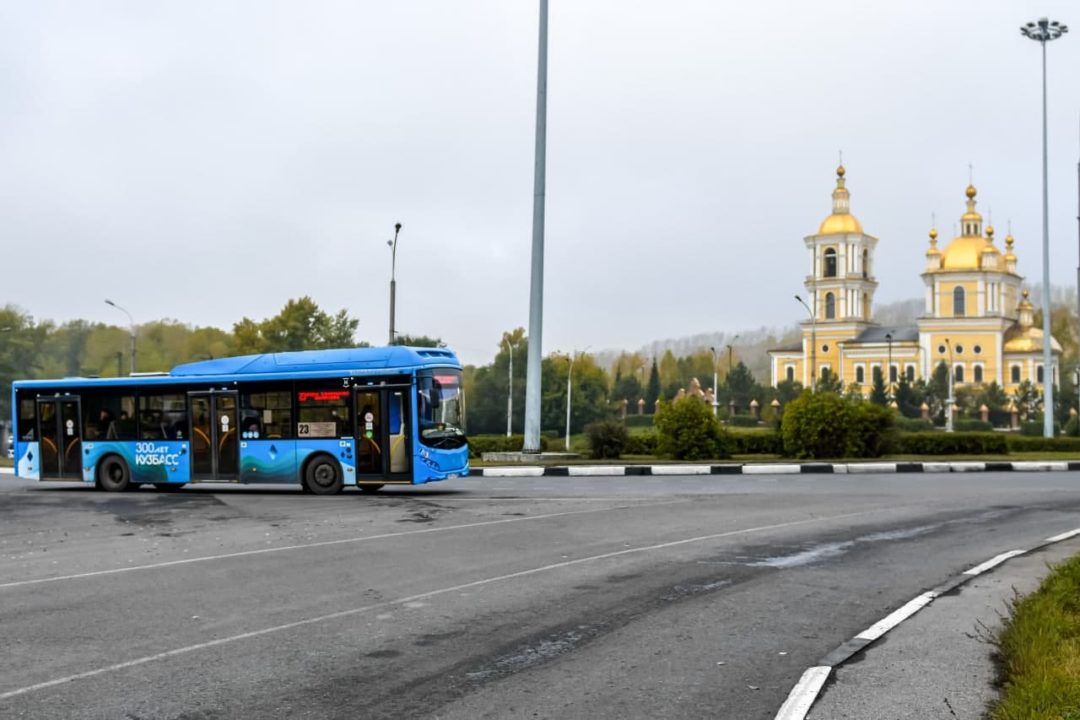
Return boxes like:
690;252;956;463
97;456;131;492
358;484;384;494
303;456;343;495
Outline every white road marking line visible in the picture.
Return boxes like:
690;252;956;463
855;591;937;642
1046;528;1080;543
743;464;801;475
962;549;1026;576
774;666;832;720
0;503;683;591
0;508;884;701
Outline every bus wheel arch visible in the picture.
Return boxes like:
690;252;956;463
97;454;132;492
302;454;344;495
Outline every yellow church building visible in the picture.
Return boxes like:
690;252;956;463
769;166;1061;395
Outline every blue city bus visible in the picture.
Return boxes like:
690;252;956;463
10;346;468;493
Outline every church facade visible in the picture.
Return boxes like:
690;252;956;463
768;166;1061;394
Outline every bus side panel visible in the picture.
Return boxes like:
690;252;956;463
296;439;356;486
83;441;191;485
16;441;39;480
414;444;470;484
240;440;298;483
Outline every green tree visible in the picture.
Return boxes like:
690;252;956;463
894;373;921;418
464;329;526;435
724;361;758;413
541;352;610;435
0;305;45;419
645;359;661;409
233;297;361;353
817;367;843;394
392;334;444;348
870;366;888;406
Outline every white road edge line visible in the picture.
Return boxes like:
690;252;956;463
0;509;883;701
774;666;832;720
0;503;687;591
962;549;1026;576
775;528;1080;720
855;591;938;642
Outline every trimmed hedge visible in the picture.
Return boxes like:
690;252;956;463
468;434;549;459
624;432;658;455
1006;436;1080;452
624;414;655;428
731;430;783;455
727;415;761;428
954;419;993;432
896;417;934;432
894;432;1008;455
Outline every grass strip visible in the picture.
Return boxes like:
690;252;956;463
989;552;1080;720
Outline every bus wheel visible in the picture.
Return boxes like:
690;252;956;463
97;456;131;492
304;456;343;495
358;484;384;494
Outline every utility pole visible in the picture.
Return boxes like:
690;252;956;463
388;222;402;346
506;340;514;437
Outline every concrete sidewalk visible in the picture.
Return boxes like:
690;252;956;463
807;537;1080;719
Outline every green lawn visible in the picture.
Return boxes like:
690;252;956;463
989;552;1080;719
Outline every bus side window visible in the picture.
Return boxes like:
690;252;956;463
17;398;36;440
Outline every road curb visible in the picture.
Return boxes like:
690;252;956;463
470;460;1080;478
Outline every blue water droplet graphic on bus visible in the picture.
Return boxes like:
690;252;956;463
269;445;277;461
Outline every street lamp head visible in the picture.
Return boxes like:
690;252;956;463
1021;17;1067;41
395;222;402;233
105;299;116;307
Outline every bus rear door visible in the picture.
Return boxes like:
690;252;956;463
37;396;83;480
188;391;239;481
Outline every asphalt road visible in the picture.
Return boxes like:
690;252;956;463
1;471;1079;719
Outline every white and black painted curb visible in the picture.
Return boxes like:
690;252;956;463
773;527;1080;720
471;460;1080;477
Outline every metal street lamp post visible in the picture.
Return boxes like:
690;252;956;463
709;346;720;417
1021;17;1068;437
387;222;402;346
104;299;136;375
505;339;514;437
944;337;955;433
727;335;739;376
885;332;894;401
523;0;549;453
794;295;817;390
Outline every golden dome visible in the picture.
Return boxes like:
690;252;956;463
1003;326;1063;354
986;225;994;239
966;184;977;199
940;236;992;269
929;227;938;241
817;165;863;235
819;213;864;235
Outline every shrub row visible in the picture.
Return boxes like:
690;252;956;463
727;415;761;428
954;419;993;432
1006;436;1080;452
467;434;548;459
894;432;1008;455
780;392;897;459
730;430;783;455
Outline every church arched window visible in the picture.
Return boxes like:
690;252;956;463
955;365;965;383
823;248;837;278
825;292;836;320
953;286;966;317
862;249;869;278
1011;365;1021;384
973;365;983;383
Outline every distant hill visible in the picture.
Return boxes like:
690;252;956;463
596;298;925;383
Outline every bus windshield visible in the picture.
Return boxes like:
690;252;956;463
417;369;466;449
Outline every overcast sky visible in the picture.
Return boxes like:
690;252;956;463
2;1;1079;366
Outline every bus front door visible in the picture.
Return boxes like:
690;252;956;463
355;386;412;483
37;397;83;480
188;391;239;481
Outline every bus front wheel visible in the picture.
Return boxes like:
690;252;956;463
303;456;343;495
97;456;132;492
